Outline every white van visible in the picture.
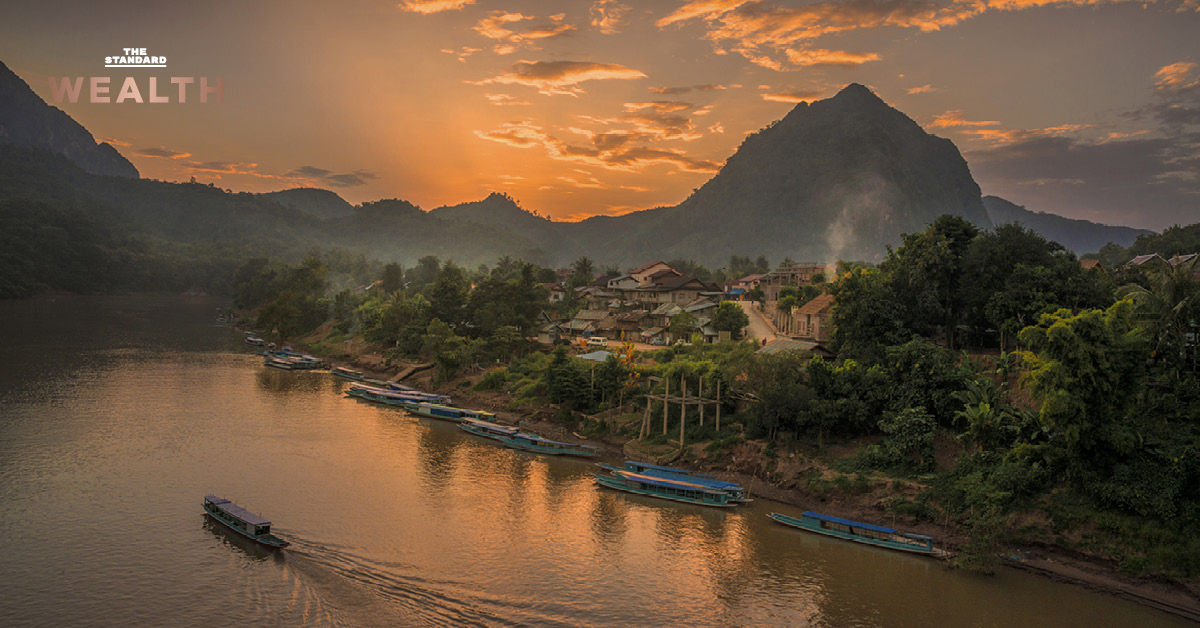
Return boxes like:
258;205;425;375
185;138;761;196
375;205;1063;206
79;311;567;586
587;336;609;347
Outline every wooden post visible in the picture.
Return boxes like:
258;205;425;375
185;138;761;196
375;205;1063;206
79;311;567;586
662;376;669;435
698;377;705;427
640;398;651;440
679;376;687;450
716;380;721;432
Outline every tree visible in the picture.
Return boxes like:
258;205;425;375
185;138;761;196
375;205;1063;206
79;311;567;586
428;262;470;328
883;215;979;349
1019;300;1149;463
669;311;698;342
381;262;404;294
569;256;595;288
829;267;908;360
711;301;750;336
1120;256;1200;376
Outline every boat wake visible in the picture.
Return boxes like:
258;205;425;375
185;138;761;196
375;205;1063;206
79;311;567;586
280;536;574;628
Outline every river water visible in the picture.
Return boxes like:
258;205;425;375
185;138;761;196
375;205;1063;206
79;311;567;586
0;295;1190;628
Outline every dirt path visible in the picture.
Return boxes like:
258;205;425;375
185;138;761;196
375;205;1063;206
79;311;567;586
739;301;778;345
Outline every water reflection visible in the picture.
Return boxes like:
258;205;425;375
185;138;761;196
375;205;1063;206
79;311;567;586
202;515;284;563
255;368;327;394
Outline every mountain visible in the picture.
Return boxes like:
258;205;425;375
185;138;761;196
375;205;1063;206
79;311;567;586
557;84;992;265
0;61;138;178
261;188;354;219
429;192;583;253
981;196;1151;254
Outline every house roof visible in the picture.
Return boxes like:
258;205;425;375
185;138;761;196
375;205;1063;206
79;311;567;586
736;274;765;283
607;273;634;283
630;260;670;274
1079;259;1102;270
1169;253;1198;266
796;293;835;315
573;309;610;320
1127;254;1163;266
643;274;704;290
758;338;835;357
578;350;614;362
684;297;717;312
651;303;683;316
615;311;649;322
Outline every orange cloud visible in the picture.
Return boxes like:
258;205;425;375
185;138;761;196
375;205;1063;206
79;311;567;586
398;0;474;14
102;137;132;147
761;91;823;103
475;121;719;173
623;101;694;114
472;60;647;96
590;0;633;34
484;93;531;106
660;0;1139;70
784;48;881;66
906;84;937;94
1155;62;1199;91
474;11;575;54
650;83;729;95
136;146;192;159
960;123;1097;144
440;47;481;62
928;110;1000;128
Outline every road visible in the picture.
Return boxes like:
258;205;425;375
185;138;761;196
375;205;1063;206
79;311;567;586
738;301;778;345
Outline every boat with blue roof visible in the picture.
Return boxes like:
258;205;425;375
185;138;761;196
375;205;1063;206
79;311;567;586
593;469;737;508
461;420;598;457
599;461;750;502
203;495;289;548
345;384;450;406
767;511;947;557
400;400;495;423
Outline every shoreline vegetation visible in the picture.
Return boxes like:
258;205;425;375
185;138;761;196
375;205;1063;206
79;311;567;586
216;216;1200;622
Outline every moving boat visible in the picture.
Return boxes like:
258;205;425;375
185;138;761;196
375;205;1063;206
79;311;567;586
593;469;736;508
331;366;365;381
202;495;289;548
598;461;749;502
767;512;948;557
401;400;495;423
461;420;598;457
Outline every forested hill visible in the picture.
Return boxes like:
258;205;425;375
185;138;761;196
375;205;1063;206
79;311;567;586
982;196;1150;255
0;61;138;178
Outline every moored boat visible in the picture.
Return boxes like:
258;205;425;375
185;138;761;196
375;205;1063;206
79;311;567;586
331;366;365;381
345;384;450;405
767;511;948;557
202;495;289;548
599;461;749;502
244;335;266;346
264;356;295;370
461;420;598;457
401;400;494;423
593;470;736;508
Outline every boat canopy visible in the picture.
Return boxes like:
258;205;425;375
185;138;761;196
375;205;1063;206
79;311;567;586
802;511;895;535
207;495;272;526
619;471;723;494
902;533;934;541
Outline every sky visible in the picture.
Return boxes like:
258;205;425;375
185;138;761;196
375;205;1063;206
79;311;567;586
2;0;1199;229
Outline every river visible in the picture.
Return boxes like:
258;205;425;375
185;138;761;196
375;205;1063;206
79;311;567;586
0;295;1189;627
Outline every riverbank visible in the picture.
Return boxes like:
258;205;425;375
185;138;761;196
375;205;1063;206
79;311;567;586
253;322;1200;623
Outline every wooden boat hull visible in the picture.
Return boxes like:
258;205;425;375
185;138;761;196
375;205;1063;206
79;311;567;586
767;512;947;557
602;462;750;502
461;423;598;457
593;473;735;508
202;500;289;548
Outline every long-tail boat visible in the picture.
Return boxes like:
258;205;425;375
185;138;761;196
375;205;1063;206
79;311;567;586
593;469;737;508
598;461;749;502
203;495;289;548
767;512;948;557
401;400;495;423
461;420;598;457
331;366;365;381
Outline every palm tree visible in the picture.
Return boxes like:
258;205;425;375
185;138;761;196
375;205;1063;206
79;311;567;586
1120;256;1200;375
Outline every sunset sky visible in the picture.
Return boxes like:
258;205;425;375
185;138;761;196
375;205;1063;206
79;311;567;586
3;0;1198;228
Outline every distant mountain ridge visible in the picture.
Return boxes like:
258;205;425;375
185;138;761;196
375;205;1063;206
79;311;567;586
981;196;1150;254
0;61;138;178
0;62;1157;278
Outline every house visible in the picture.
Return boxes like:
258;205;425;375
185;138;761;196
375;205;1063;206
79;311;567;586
794;293;835;341
540;282;567;303
1079;259;1104;271
632;274;715;305
630;261;677;284
762;261;831;302
612;310;652;341
535;311;564;344
682;297;718;319
727;273;765;300
565;309;610;337
1125;254;1164;268
606;273;639;292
